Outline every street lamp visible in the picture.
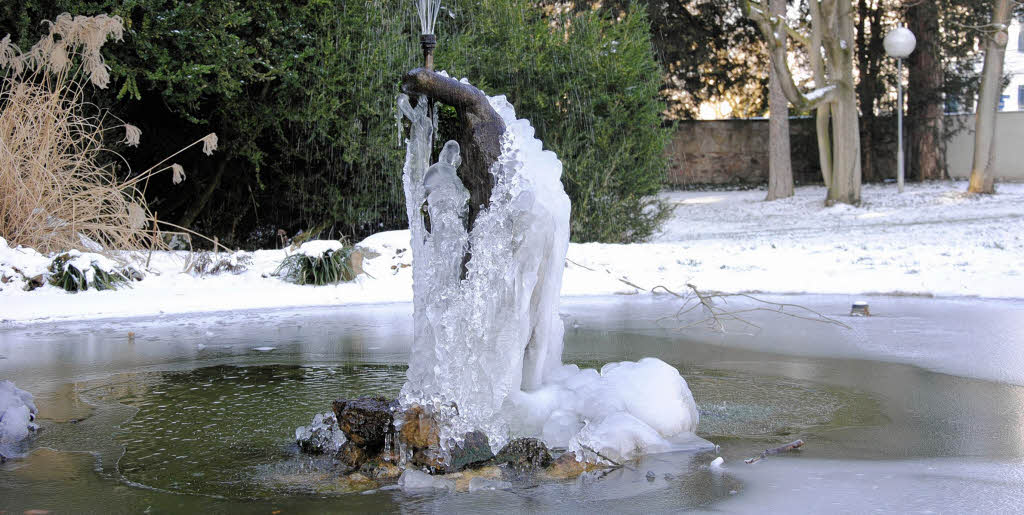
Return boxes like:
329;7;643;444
416;0;441;70
884;25;916;193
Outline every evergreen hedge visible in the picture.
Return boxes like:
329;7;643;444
1;0;668;245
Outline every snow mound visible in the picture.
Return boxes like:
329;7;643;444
294;240;345;257
0;380;38;459
0;238;50;291
505;358;701;462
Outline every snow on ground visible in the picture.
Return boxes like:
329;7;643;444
1;181;1022;325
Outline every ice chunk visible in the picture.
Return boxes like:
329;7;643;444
0;381;38;459
710;456;725;472
294;411;347;454
398;469;455;492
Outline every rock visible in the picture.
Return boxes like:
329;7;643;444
646;470;656;481
454;466;504;492
336;441;372;471
349;247;380;277
410;446;446;474
398;405;440;448
448;431;494;471
23;274;45;291
398;469;455;493
328;472;377;494
360;460;402;480
331;397;395;448
493;438;552;471
543;451;606;480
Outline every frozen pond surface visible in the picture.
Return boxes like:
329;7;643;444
1;295;1023;513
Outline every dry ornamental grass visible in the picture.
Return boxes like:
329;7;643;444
0;14;218;255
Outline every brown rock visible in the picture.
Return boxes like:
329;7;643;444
360;460;402;480
493;438;552;471
544;452;606;480
337;441;371;472
331;396;395;448
399;405;440;448
453;465;503;492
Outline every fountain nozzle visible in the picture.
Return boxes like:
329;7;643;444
416;0;442;70
420;34;437;71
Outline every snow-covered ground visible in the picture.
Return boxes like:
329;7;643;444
1;181;1021;325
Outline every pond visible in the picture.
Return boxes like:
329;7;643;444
2;295;1023;513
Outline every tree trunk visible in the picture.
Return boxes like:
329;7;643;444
968;0;1011;194
766;0;793;201
907;0;946;181
825;0;862;205
856;0;884;183
179;158;228;228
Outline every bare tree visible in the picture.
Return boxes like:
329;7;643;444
743;0;863;205
967;0;1013;194
766;0;794;201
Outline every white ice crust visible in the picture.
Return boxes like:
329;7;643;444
396;77;701;459
0;380;38;458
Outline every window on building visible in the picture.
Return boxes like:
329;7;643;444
1019;27;1024;52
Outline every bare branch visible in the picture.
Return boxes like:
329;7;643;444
742;0;836;110
651;284;850;333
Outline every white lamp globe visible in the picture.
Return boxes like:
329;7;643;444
884;26;916;58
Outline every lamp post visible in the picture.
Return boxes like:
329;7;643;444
416;0;441;70
884;25;916;193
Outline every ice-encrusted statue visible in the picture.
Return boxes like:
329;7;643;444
396;68;703;462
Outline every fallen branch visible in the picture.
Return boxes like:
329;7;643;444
652;284;850;333
744;439;804;464
579;444;634;471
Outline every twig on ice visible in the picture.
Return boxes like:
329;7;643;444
744;439;805;464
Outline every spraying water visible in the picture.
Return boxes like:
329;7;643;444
397;77;704;461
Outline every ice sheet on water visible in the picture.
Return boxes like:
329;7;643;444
396;76;702;460
0;380;38;459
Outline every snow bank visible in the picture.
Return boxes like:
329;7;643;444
1;182;1021;327
0;380;38;459
0;237;50;292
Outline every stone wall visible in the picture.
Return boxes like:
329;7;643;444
668;112;1024;187
666;118;824;187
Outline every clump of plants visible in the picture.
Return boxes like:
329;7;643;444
276;243;356;286
48;252;139;292
186;251;253;277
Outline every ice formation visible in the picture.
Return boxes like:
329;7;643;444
294;411;347;454
0;380;38;459
396;76;703;460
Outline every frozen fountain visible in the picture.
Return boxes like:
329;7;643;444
395;69;704;463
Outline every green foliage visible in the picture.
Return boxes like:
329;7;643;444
2;0;669;245
48;253;130;292
275;246;356;286
439;1;671;242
